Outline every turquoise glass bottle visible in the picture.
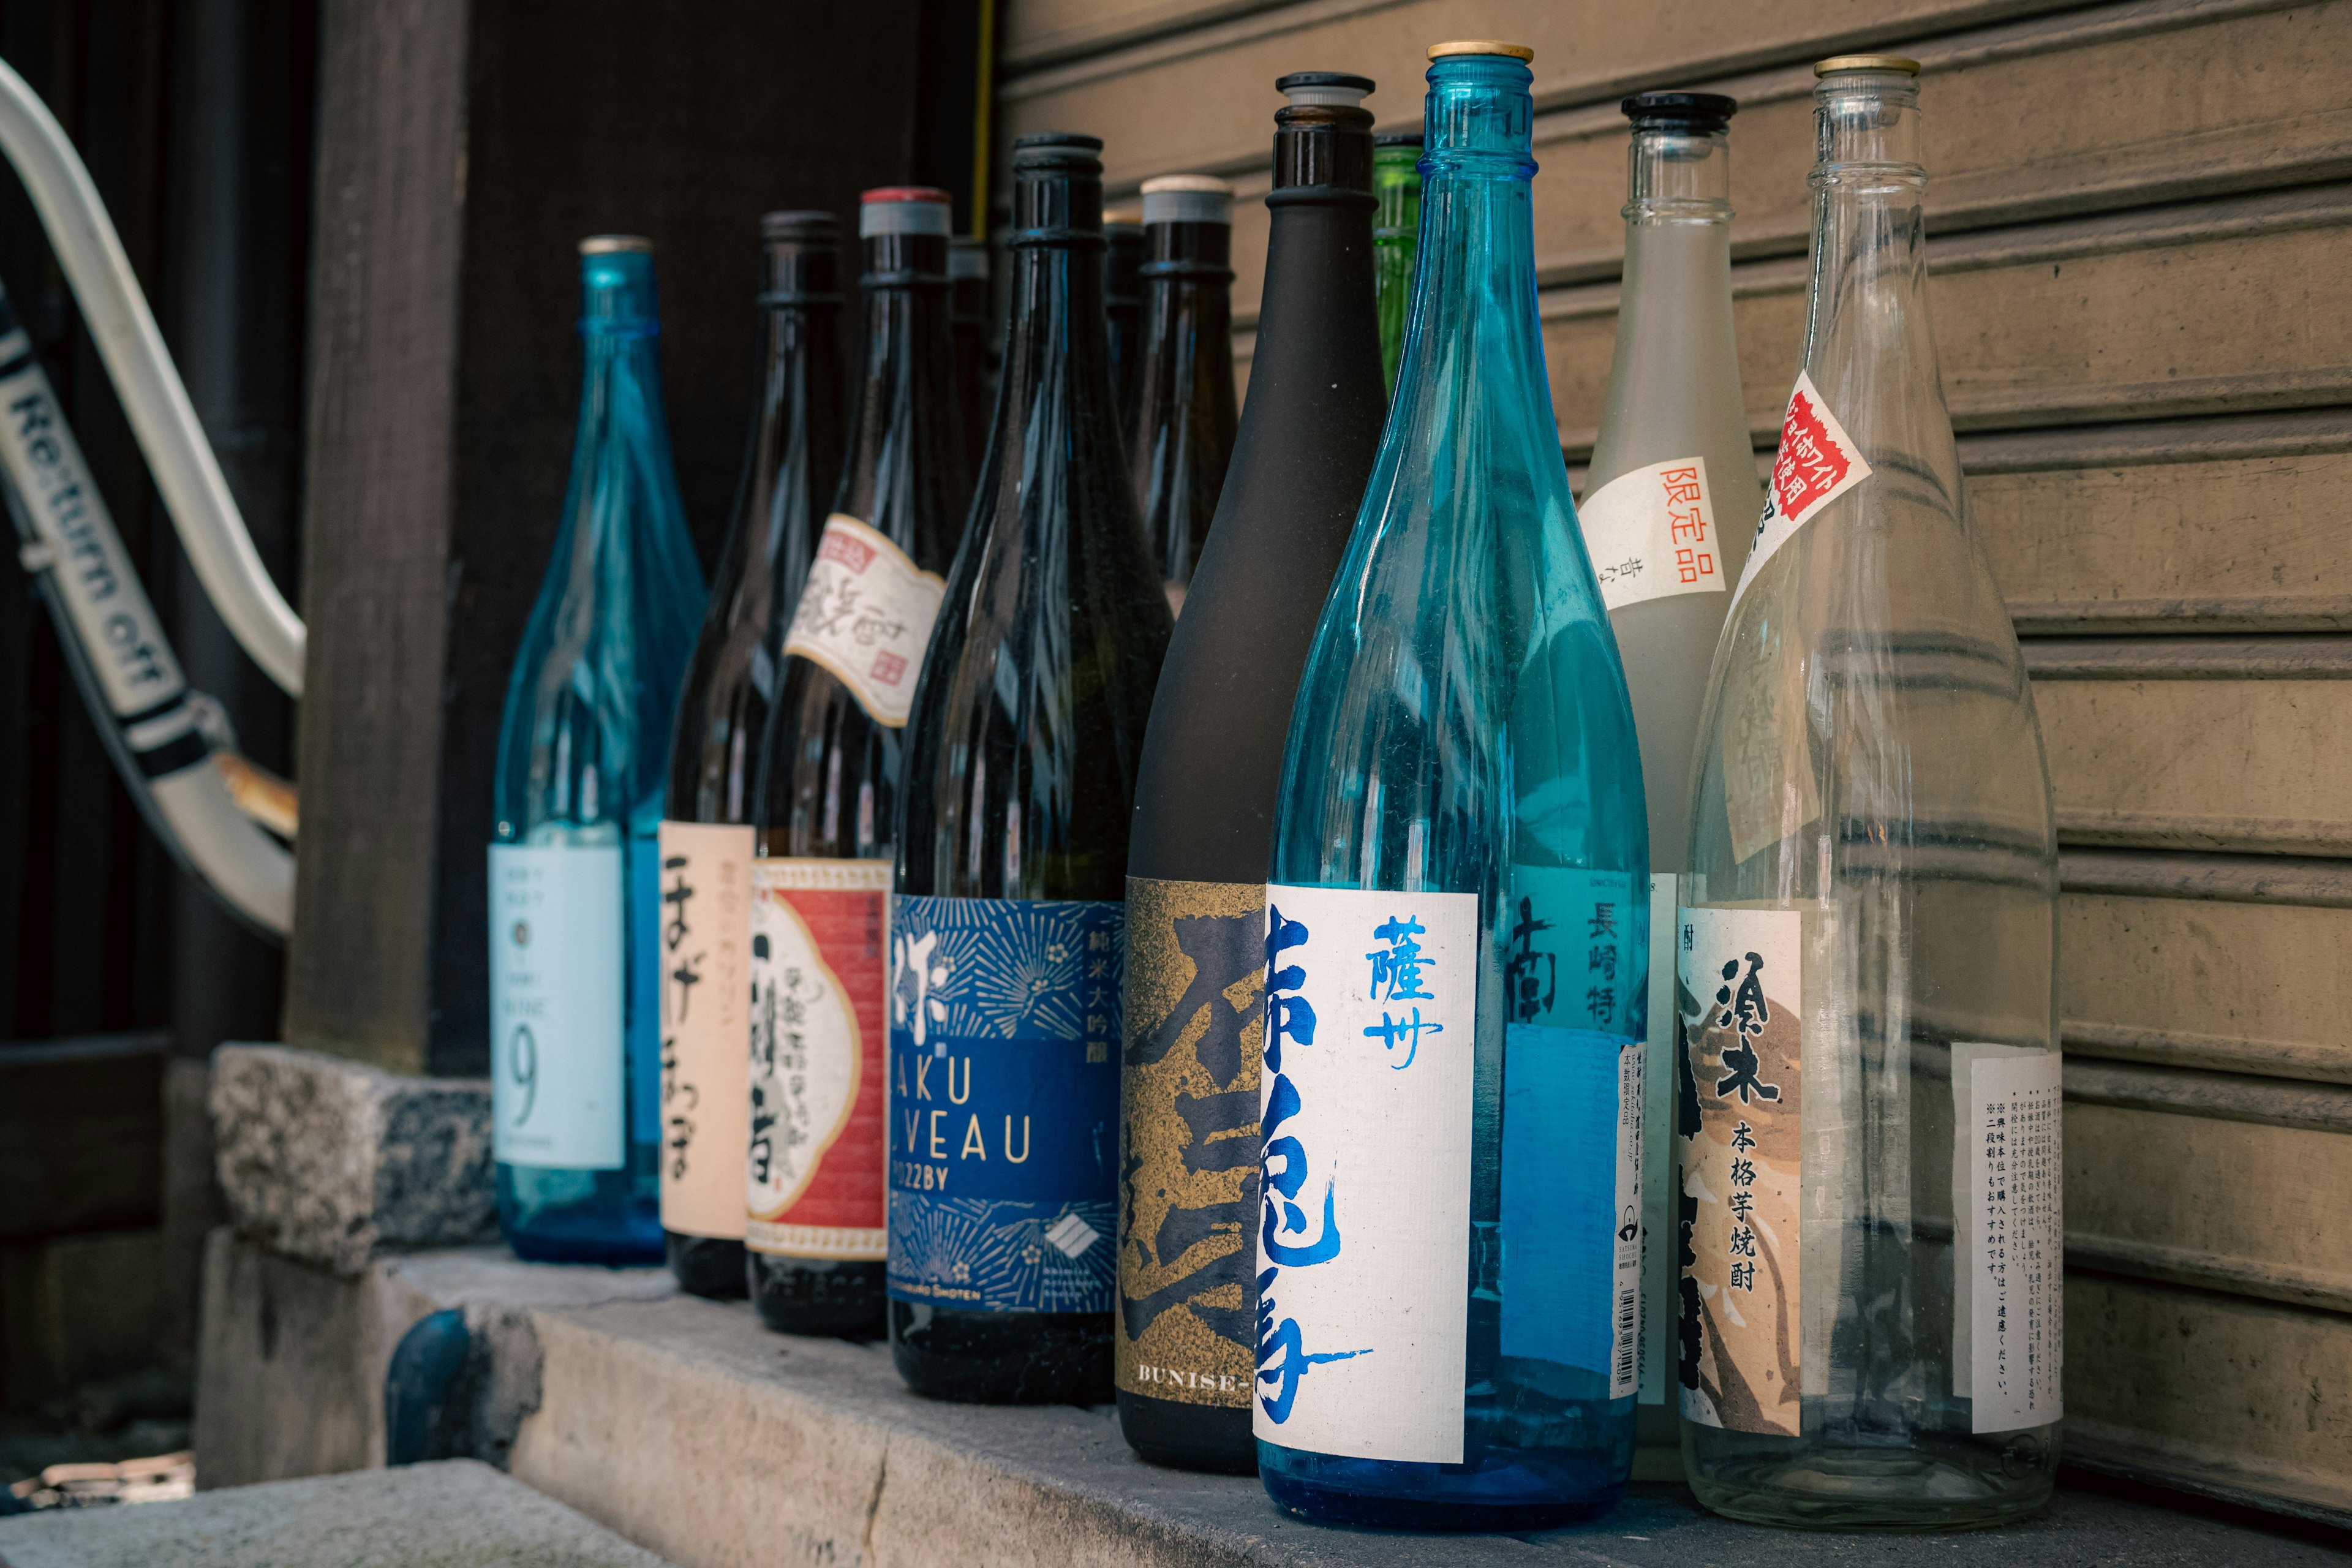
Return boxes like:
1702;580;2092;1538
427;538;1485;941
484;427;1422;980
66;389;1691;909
489;236;708;1265
1259;43;1648;1529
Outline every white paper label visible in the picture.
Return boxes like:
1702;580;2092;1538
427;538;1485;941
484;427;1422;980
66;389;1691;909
1639;872;1677;1404
1962;1047;2063;1434
782;514;945;728
489;842;626;1169
1578;456;1724;612
1730;372;1871;609
1255;884;1479;1464
655;821;754;1238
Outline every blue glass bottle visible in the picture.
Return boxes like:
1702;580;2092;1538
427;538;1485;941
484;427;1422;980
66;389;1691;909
1257;42;1648;1530
489;236;707;1265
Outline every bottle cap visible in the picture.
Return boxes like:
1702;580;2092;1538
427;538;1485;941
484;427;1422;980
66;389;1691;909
1814;54;1920;76
1104;206;1144;231
1011;130;1104;175
1140;174;1233;227
578;235;652;255
1427;40;1534;61
758;211;839;243
1374;132;1423;148
860;187;953;237
1275;70;1373;107
1621;91;1738;132
949;236;989;281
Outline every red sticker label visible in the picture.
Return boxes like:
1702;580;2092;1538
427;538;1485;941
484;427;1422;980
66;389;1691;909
1732;373;1872;608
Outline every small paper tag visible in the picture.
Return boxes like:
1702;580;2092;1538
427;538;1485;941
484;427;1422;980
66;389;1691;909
783;514;946;728
1731;373;1871;608
1577;456;1724;612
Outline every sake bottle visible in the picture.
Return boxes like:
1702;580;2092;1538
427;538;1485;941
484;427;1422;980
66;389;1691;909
1676;56;2059;1531
658;211;845;1299
1259;43;1648;1529
889;133;1173;1403
1118;68;1386;1474
490;237;707;1264
1371;132;1421;391
1577;91;1760;1453
949;235;994;472
1128;173;1238;615
747;187;971;1336
1104;208;1147;426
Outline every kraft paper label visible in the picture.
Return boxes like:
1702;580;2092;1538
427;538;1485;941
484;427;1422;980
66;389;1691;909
1117;876;1264;1410
656;821;755;1239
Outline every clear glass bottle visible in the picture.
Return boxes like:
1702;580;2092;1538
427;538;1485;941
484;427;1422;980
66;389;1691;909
1117;67;1387;1476
1577;92;1762;1461
1259;43;1648;1530
658;212;845;1299
889;133;1173;1404
748;187;973;1336
1372;132;1421;392
1128;174;1238;615
1676;56;2060;1531
490;236;707;1265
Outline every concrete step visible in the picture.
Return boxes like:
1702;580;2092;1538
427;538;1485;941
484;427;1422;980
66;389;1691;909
0;1458;671;1567
194;1237;2352;1567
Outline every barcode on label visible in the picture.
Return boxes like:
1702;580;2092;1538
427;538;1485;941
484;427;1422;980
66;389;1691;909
1614;1286;1637;1390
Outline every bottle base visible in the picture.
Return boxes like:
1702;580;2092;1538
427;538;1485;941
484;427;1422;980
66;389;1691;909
1261;1466;1624;1532
1115;1391;1256;1474
889;1302;1111;1404
503;1226;666;1267
750;1253;885;1338
666;1232;748;1299
1687;1442;2056;1532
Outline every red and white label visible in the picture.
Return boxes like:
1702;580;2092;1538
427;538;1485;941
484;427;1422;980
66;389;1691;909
745;858;891;1261
782;514;946;729
1577;456;1722;613
1732;373;1871;607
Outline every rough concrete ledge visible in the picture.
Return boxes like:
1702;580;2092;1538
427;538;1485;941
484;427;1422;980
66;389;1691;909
0;1458;672;1567
211;1044;495;1275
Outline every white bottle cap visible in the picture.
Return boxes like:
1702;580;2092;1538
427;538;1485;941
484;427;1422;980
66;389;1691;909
1140;174;1234;227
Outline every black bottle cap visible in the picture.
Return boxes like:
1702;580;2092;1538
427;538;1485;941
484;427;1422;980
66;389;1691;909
1012;130;1106;173
1373;132;1423;148
1275;70;1374;94
760;210;839;242
1620;91;1738;132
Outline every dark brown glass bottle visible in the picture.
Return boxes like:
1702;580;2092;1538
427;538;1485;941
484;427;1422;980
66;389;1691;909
1117;70;1384;1471
747;189;973;1335
948;235;994;477
891;134;1172;1404
1104;209;1146;427
659;212;844;1300
1128;175;1238;616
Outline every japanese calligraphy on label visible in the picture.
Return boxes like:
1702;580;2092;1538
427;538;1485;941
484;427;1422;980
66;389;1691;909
489;842;625;1170
783;514;946;728
1117;877;1264;1411
1254;884;1478;1464
655;821;753;1240
1958;1046;2062;1433
1577;456;1722;612
1675;905;1804;1436
746;857;889;1260
1496;868;1646;1401
886;895;1123;1313
1731;372;1871;609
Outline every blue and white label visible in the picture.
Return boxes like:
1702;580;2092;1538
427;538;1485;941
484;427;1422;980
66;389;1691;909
489;842;626;1170
886;895;1122;1313
1254;884;1479;1465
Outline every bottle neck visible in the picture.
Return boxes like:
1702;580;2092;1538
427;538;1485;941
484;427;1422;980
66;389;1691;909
571;253;675;546
1137;220;1234;343
1800;72;1939;425
996;165;1119;459
1373;148;1419;245
1624;123;1731;226
839;231;961;562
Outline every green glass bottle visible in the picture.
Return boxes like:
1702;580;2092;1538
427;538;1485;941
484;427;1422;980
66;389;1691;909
1371;132;1421;392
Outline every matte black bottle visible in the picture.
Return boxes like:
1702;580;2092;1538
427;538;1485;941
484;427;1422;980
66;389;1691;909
1116;70;1386;1472
1104;209;1146;426
948;235;993;476
1128;176;1238;616
748;189;973;1335
659;212;844;1299
891;134;1173;1404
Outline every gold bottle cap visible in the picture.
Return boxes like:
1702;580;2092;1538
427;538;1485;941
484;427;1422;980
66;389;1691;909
578;235;653;255
1104;206;1143;228
1427;40;1534;62
1814;54;1921;77
1139;174;1235;197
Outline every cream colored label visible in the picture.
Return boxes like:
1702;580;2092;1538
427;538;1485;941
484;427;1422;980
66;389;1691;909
656;821;755;1238
1579;456;1723;612
1956;1044;2063;1433
1675;905;1804;1437
782;514;944;728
